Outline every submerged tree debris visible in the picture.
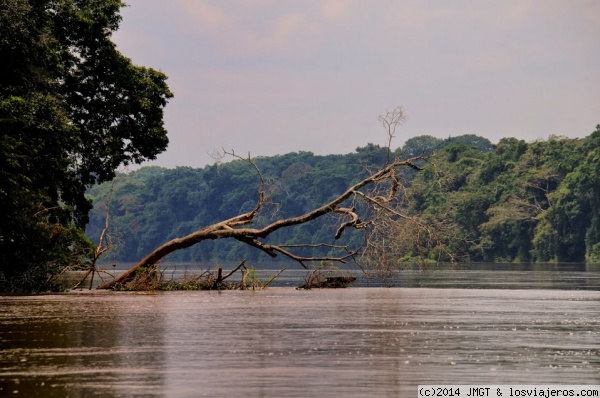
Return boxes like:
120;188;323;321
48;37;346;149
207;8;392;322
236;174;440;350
297;264;357;289
105;260;285;291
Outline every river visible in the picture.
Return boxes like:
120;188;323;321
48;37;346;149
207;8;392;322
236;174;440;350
1;264;599;397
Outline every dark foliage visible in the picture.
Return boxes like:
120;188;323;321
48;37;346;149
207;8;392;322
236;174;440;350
0;0;172;292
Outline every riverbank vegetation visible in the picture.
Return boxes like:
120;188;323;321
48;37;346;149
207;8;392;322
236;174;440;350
87;125;600;268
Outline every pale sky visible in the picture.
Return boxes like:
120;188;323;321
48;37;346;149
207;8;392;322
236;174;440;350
113;0;600;168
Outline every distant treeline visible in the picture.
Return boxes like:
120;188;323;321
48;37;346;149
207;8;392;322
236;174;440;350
86;125;600;264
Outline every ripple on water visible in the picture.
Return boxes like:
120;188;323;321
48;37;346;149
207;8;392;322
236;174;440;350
1;286;599;397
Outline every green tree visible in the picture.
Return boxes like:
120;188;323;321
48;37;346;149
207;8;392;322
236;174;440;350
0;0;172;291
396;135;443;165
534;127;600;262
444;134;494;153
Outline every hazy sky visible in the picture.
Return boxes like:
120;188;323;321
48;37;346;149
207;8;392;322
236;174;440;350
113;0;600;168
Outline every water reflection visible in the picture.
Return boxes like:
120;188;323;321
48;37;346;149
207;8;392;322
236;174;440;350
0;293;168;397
250;262;600;290
1;270;600;397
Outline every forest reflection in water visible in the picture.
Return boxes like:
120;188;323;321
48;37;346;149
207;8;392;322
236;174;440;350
1;265;599;397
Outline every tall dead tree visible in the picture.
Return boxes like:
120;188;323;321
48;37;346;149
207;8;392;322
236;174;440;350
379;105;407;165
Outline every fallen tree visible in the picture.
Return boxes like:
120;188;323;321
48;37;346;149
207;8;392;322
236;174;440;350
97;107;457;290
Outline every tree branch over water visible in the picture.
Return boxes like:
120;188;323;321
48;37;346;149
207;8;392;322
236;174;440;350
97;106;468;290
98;154;436;289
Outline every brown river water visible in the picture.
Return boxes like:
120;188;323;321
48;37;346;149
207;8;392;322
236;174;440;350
1;264;599;397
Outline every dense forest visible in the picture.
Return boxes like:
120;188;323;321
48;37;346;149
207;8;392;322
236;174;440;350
0;0;171;292
86;125;600;265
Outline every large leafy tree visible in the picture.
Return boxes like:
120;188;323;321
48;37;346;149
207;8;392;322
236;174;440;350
0;0;172;291
534;126;600;262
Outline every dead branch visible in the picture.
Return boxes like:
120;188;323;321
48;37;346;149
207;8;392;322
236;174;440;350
73;176;117;290
262;268;287;289
220;259;248;280
334;207;362;239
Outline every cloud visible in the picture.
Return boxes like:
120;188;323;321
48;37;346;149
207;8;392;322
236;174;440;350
175;1;321;58
321;0;348;21
114;0;600;168
182;0;231;30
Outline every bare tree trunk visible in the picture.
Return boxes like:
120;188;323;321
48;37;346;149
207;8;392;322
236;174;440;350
73;177;117;289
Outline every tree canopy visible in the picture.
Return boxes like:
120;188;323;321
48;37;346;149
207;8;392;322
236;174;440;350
86;128;600;267
408;127;600;263
85;135;486;266
0;0;172;291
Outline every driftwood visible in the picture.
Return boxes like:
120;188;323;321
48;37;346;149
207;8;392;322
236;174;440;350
111;259;284;291
298;276;357;289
